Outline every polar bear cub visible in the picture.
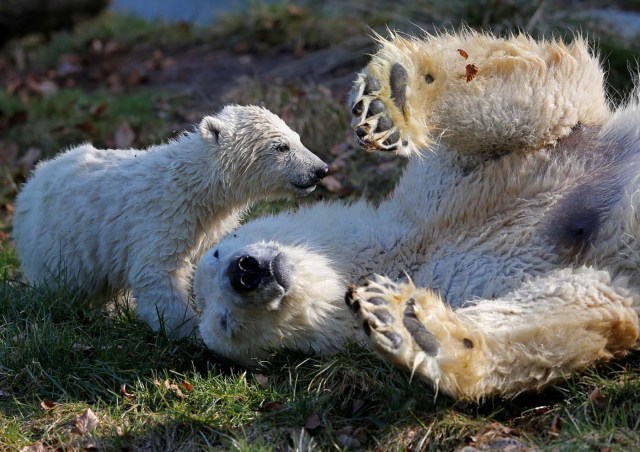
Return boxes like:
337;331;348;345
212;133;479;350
13;105;329;338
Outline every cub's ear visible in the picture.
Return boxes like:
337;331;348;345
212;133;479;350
199;116;224;144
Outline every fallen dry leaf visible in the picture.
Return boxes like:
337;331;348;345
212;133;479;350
90;102;108;119
164;379;184;399
549;413;561;436
73;408;99;435
127;68;144;86
257;400;283;412
181;380;194;392
75;122;97;134
321;175;345;193
457;48;469;60
254;373;269;389
114;121;135;148
120;384;135;400
39;80;59;97
466;63;478;82
18;147;42;170
19;442;45;452
589;387;607;407
40;400;56;410
304;413;321;431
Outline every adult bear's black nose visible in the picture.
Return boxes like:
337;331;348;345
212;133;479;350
227;252;290;293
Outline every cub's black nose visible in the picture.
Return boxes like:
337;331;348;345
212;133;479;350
227;255;268;293
315;166;330;180
226;251;291;294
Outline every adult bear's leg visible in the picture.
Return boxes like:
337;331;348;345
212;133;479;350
347;268;638;399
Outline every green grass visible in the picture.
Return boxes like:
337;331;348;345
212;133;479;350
211;1;365;54
6;12;204;71
1;241;639;450
0;88;183;159
2;2;640;450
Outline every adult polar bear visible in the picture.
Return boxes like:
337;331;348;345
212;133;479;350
194;31;640;399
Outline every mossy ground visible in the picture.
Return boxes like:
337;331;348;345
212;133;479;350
2;1;640;450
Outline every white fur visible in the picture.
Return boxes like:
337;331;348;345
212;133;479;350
13;105;326;337
194;34;640;399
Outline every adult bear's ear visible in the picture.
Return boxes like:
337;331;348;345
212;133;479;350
199;116;224;144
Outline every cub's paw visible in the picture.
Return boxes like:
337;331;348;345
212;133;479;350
350;67;409;154
346;275;485;397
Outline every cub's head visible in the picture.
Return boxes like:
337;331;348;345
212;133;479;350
199;105;328;198
350;30;608;157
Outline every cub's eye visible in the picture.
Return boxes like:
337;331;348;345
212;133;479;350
424;74;434;84
275;143;290;153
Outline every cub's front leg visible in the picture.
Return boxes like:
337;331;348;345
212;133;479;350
132;265;199;339
347;268;638;399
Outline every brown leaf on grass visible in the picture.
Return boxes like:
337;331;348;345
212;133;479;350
41;400;56;410
25;76;41;93
73;408;99;435
257;400;283;412
90;102;108;119
304;413;321;431
75;122;97;134
164;379;184;400
254;373;269;388
6;78;22;95
127;68;145;86
18;147;42;170
321;175;349;194
549;413;561;436
457;48;469;60
19;442;46;452
589;387;607;407
466;63;478;82
114;121;135;148
120;384;135;400
181;380;194;392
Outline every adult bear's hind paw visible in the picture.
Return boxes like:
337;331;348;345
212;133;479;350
346;275;486;398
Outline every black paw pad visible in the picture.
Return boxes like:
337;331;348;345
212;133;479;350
384;130;400;146
351;100;364;116
365;296;388;306
355;126;368;138
403;301;439;356
389;63;408;110
362;319;372;336
376;115;392;133
367;99;385;117
383;331;403;349
372;309;394;325
344;287;360;312
364;75;382;95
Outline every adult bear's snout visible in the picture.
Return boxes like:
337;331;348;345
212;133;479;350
226;250;291;294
